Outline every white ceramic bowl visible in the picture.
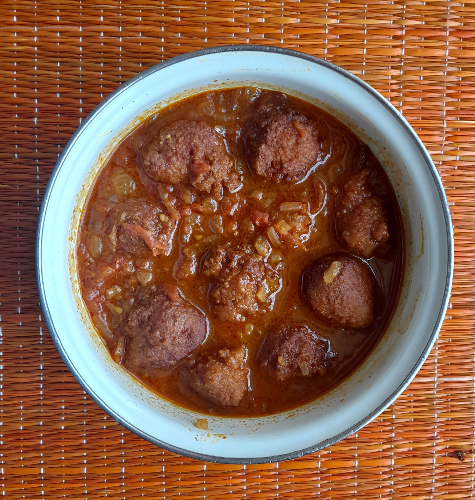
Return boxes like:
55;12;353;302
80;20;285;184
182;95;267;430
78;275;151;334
36;46;453;463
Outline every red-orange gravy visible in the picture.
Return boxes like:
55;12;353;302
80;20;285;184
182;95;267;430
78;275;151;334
77;88;404;417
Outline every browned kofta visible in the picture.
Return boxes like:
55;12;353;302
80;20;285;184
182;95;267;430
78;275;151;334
179;347;248;407
335;169;389;257
105;198;177;256
257;323;329;382
303;253;375;329
136;119;240;194
122;285;207;373
202;243;267;322
244;93;323;183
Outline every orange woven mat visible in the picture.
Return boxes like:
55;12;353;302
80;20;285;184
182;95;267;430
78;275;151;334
1;1;474;498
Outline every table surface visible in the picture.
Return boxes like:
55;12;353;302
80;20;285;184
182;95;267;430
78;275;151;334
2;1;475;498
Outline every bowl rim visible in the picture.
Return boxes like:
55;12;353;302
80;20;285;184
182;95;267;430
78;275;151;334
36;44;454;464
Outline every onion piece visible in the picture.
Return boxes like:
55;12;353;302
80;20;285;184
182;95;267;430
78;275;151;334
209;215;223;234
261;192;276;208
268;251;283;267
137;271;153;286
181;188;193;204
105;302;123;315
156;184;180;220
91;315;113;339
362;242;378;258
313;178;326;214
97;265;114;280
298;361;310;376
267;226;281;247
254;235;271;257
280;202;304;212
114;336;126;358
203;197;218;214
201;97;215;117
88;220;103;233
108;224;117;251
187;213;201;226
256;282;270;302
111;170;136;196
323;261;342;284
274;220;292;235
88;235;103;258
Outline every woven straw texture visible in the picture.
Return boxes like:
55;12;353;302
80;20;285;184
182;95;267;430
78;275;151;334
1;0;474;498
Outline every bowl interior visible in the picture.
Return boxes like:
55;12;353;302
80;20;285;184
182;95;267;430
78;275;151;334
37;47;452;463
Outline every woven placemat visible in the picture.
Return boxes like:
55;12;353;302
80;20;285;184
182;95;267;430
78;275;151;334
1;1;474;498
